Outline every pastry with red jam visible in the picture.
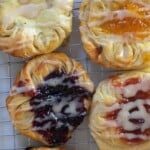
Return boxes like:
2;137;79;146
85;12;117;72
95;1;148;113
80;0;150;69
90;68;150;150
6;52;94;146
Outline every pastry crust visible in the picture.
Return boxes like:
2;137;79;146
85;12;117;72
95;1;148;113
90;68;150;150
6;52;94;146
79;0;150;70
27;147;65;150
0;0;73;58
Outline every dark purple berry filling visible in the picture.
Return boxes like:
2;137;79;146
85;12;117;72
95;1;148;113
30;70;92;146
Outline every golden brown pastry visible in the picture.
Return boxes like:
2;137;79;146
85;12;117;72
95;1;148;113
6;52;94;146
0;0;73;58
26;147;65;150
79;0;150;70
90;68;150;150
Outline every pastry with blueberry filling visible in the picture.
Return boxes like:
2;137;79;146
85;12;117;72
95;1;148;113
80;0;150;69
0;0;73;58
7;52;94;146
90;68;150;150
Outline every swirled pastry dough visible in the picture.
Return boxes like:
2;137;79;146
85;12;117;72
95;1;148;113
90;68;150;150
80;0;150;69
6;52;94;146
0;0;73;58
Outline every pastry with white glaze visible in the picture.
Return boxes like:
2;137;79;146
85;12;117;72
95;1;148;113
6;52;94;146
90;68;150;150
79;0;150;69
0;0;73;58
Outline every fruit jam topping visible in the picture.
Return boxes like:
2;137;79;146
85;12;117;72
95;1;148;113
99;1;150;39
105;77;150;144
30;70;92;146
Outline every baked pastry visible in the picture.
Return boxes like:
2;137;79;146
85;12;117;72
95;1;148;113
6;52;94;146
26;147;65;150
90;68;150;150
79;0;150;70
0;0;73;58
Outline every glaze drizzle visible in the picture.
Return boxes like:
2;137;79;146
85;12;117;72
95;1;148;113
30;70;92;145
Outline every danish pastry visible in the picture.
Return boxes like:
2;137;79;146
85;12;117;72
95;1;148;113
0;0;73;58
80;0;150;70
6;52;94;146
26;147;65;150
90;68;150;150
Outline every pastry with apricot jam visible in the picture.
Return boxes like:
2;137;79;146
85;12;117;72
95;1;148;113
80;0;150;69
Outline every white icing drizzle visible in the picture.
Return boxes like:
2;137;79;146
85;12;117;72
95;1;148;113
98;99;150;140
32;84;82;118
89;10;137;27
43;72;90;94
31;98;55;110
34;114;52;123
32;122;52;131
65;99;81;115
52;98;80;116
104;132;150;140
40;69;86;88
93;96;150;140
2;0;72;28
0;0;73;56
119;133;149;140
118;78;150;98
53;101;67;113
117;99;150;132
44;77;67;86
43;73;76;88
10;85;35;96
105;102;121;112
2;3;47;28
33;121;73;131
2;28;36;53
88;0;150;28
80;0;150;46
29;71;90;133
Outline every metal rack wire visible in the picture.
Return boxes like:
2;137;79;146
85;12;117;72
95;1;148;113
0;1;118;149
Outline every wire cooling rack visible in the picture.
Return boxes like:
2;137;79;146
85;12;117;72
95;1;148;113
0;1;119;149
